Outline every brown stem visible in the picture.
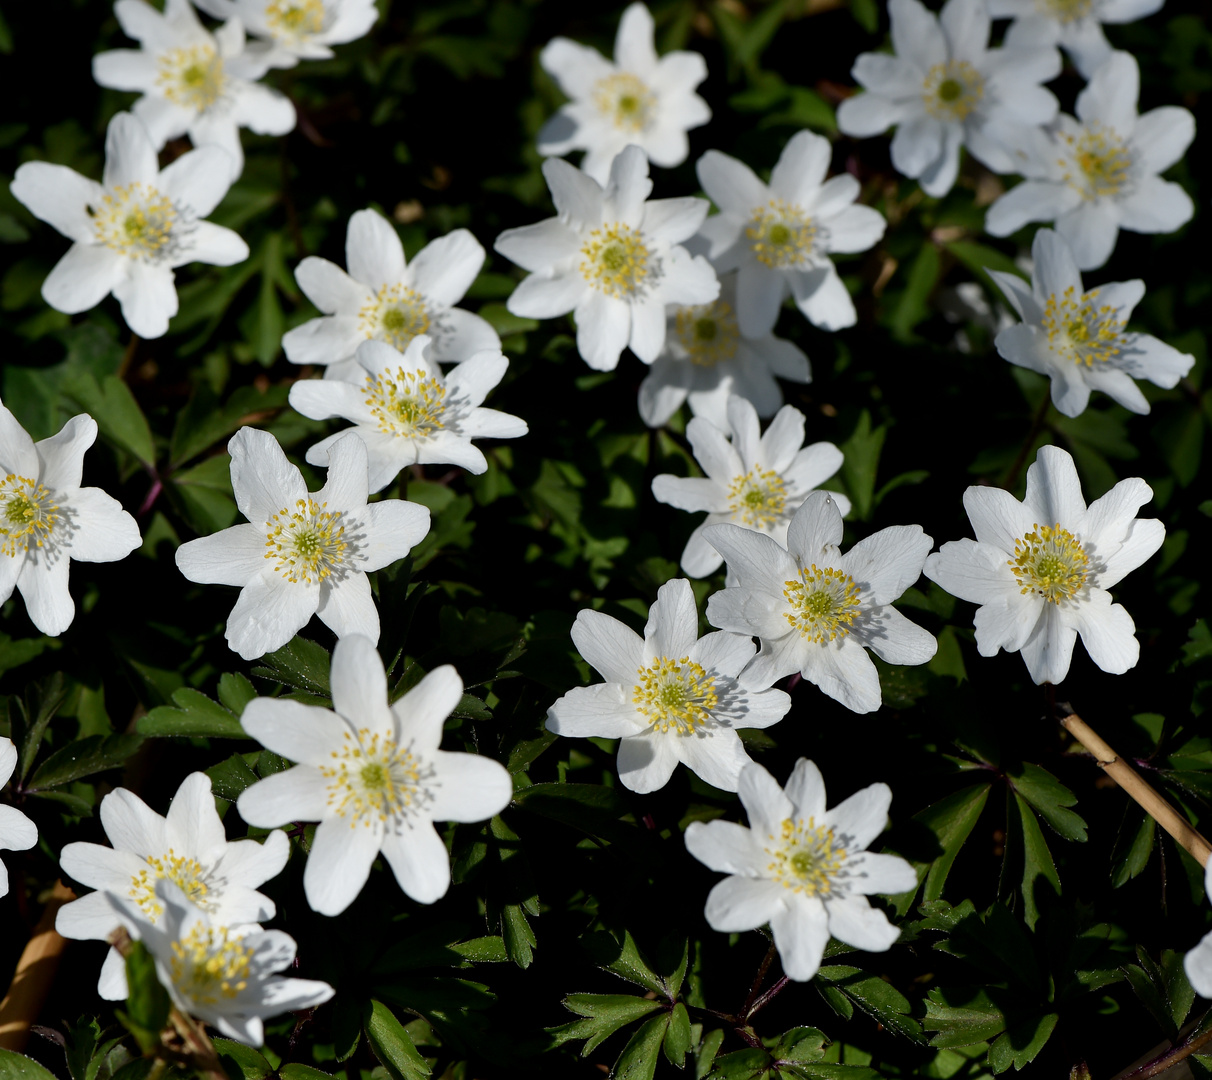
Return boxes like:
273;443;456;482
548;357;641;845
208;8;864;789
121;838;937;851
741;944;778;1016
1060;712;1212;867
1120;1022;1212;1079
0;881;76;1051
747;976;790;1019
1001;392;1052;489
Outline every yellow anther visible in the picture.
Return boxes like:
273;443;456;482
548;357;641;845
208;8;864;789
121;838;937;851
359;285;431;350
783;564;862;643
1035;0;1094;23
593;73;658;132
90;183;177;260
0;475;59;557
363;366;447;438
266;0;326;36
319;727;430;827
765;816;847;895
264;498;348;585
580;223;652;299
128;850;212;922
169;925;253;1005
1009;523;1089;604
922;60;985;121
746;199;817;269
157;44;225;111
632;656;719;734
1059;124;1133;200
727;468;787;529
1042;285;1126;367
675;299;740;367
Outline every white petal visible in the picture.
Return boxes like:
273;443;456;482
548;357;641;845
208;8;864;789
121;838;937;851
696;151;766;218
391;665;463;753
574;290;630;371
100;787;169;857
429;752;511;822
770;893;829;981
237;766;332;825
304;814;381;915
16;555;74;636
1132;106;1196;174
1071;591;1139;674
801;639;883;714
42;245;127;315
547;684;642;739
165;773;225;855
1056;200;1120;272
1116;176;1194;235
62;488;141;563
823;781;892;850
614;2;658;75
346;209;405;290
645;578;699;660
787;490;844;565
571;609;645;685
784;758;827;821
112;260;178;338
380;821;451;904
225;575;318;661
825;893;901;952
9;163;101;244
737;762;794;838
840;524;932;605
1023;444;1086;525
616;733;680;793
684;819;767;875
503;271;583;319
228;426;307;524
703;875;786;932
158;144;233;217
410;230;485;309
1019;601;1076;684
175;524;267;586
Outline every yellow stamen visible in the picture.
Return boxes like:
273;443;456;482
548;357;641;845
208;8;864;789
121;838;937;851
264;498;348;584
1008;523;1089;604
632;656;719;734
783;564;862;643
0;475;59;558
766;816;847;895
746;199;817;269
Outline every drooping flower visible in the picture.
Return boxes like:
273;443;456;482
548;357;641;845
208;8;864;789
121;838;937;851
0;738;38;899
192;0;378;68
9;112;248;338
837;0;1061;197
537;2;711;185
237;635;513;915
923;445;1163;685
109;878;333;1046
695;130;886;334
1184;861;1212;998
282;209;500;382
989;229;1193;416
93;0;296;181
652;396;850;579
988;0;1164;79
638;271;811;430
0;403;142;637
704;490;935;714
174;428;430;660
494;145;718;371
547;578;791;794
56;772;289;1000
288;337;528;492
985;51;1195;270
684;759;916;982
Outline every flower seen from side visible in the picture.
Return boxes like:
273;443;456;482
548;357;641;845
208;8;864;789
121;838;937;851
109;879;333;1046
637;271;811;430
288;336;528;492
0;738;38;899
282;209;500;381
1184;861;1212;999
0;403;142;637
547;578;792;794
988;0;1164;79
192;0;378;68
989;229;1193;416
695;130;886;333
685;759;916;982
704;490;936;714
985;51;1195;271
537;2;711;185
9;112;248;338
494;145;718;371
836;0;1061;197
174;427;431;660
56;772;289;999
92;0;296;181
236;635;513;915
923;445;1164;685
651;395;850;579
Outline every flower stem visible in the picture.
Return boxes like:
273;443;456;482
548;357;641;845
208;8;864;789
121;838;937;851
1120;1017;1212;1079
1001;392;1052;490
741;943;778;1016
1060;710;1212;867
0;880;75;1051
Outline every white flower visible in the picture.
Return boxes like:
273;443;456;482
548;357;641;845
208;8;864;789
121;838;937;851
923;445;1163;685
988;0;1164;79
56;772;289;1000
837;0;1061;197
289;337;527;492
989;229;1193;417
9;112;248;339
638;271;811;430
494;145;718;371
174;428;430;660
704;491;935;714
0;738;38;899
0;403;142;637
985;51;1195;271
652;396;850;580
695;131;886;334
93;0;297;181
109;879;333;1046
282;209;500;382
236;635;513;915
1184;862;1212;998
547;579;791;794
537;2;710;185
192;0;378;68
685;759;916;982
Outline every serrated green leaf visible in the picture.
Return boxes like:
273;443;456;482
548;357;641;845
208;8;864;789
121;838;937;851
664;1002;692;1067
217;672;257;717
704;1047;772;1080
279;1067;334;1080
138;687;250;739
547;995;663;1055
501;902;536;968
0;1049;61;1080
987;1012;1057;1074
581;929;667;997
251;636;332;696
917;783;991;904
1009;763;1087;842
205;753;261;802
891;243;940;342
450;936;508;963
364;1000;431;1080
923;987;1007;1047
27;734;143;790
212;1039;273;1080
1111;808;1155;887
1013;792;1061;931
815;966;924;1043
695;1029;725;1079
614;1012;670;1080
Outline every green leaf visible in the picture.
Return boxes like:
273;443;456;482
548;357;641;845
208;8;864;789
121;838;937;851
614;1013;670;1080
138;687;250;739
695;1029;725;1079
766;1026;827;1063
27;734;143;790
16;671;67;782
664;1002;692;1067
547;994;663;1054
923;987;1007;1048
1008;763;1087;841
363;1000;431;1080
891;243;941;342
944;239;1027;294
450;936;508;963
168;382;290;468
501;902;537;968
62;372;155;467
839;410;886;522
251;636;332;697
815;966;924;1043
918;783;992;904
704;1047;772;1080
216;672;258;717
205;753;262;802
117;941;169;1053
212;1039;273;1080
581;929;668;997
279;1067;335;1080
987;1012;1058;1074
1124;947;1197;1041
0;1049;61;1080
1012;793;1061;931
1111;808;1155;887
171;453;239;534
